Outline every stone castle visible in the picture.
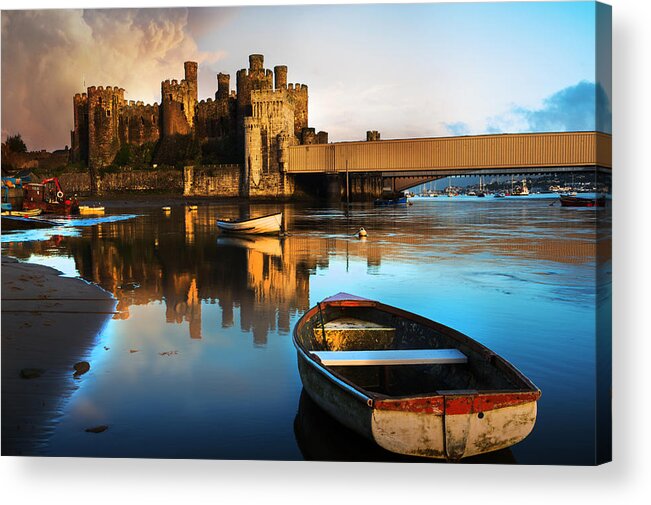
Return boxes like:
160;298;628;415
70;54;327;197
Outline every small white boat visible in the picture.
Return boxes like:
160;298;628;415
217;212;283;235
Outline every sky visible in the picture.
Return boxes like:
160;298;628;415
1;1;611;152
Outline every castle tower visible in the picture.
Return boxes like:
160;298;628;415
161;61;198;136
87;85;125;169
236;53;274;127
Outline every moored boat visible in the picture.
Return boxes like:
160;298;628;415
216;211;283;235
559;195;606;207
293;293;541;460
511;179;530;196
22;177;79;214
79;205;105;215
374;196;408;206
1;208;43;217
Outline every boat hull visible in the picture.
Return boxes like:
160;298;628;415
560;195;606;207
216;212;282;234
297;353;538;460
374;197;408;206
1;208;43;217
293;294;541;460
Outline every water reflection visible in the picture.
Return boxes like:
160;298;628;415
0;198;610;462
2;200;607;346
2;201;609;342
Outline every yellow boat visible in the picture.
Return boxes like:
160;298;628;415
1;208;43;217
79;206;105;214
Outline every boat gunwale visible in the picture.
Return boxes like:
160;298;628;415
216;211;282;225
293;297;541;411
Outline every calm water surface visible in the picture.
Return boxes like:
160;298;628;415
1;195;611;464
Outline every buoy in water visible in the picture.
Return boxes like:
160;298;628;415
357;227;368;238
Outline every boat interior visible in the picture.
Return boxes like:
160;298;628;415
297;303;533;398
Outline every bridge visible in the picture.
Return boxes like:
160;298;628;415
286;131;611;193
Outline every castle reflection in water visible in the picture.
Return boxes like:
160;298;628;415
2;201;608;346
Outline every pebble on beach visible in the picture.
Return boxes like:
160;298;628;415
73;361;90;377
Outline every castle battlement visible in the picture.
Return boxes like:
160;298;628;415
287;83;308;92
122;101;158;112
250;88;288;98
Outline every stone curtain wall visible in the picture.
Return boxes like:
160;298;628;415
183;165;241;197
57;165;294;198
57;170;183;195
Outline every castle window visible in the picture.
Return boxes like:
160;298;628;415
106;110;111;117
181;104;184;112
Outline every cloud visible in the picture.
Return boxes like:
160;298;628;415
1;9;230;151
486;81;611;135
444;122;470;136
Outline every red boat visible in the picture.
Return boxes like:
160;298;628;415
22;177;79;215
559;194;606;207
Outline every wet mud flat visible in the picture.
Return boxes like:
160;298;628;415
1;256;116;455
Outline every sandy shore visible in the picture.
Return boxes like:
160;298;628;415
1;256;116;456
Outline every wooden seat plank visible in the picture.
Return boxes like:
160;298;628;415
311;348;467;366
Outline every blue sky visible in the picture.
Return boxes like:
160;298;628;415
1;1;611;150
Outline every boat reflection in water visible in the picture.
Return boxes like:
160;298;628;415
217;234;284;257
293;390;517;464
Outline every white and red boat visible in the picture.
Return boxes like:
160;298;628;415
293;293;541;460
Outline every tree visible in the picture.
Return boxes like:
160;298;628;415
6;133;27;153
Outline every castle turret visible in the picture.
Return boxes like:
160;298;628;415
217;73;230;99
185;61;198;84
249;54;264;71
274;65;287;90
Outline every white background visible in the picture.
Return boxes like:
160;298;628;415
1;0;649;503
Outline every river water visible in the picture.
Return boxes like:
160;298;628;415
1;194;611;464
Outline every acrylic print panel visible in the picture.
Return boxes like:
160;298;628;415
0;1;611;465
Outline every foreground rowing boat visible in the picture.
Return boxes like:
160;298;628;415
216;212;283;235
293;293;541;460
